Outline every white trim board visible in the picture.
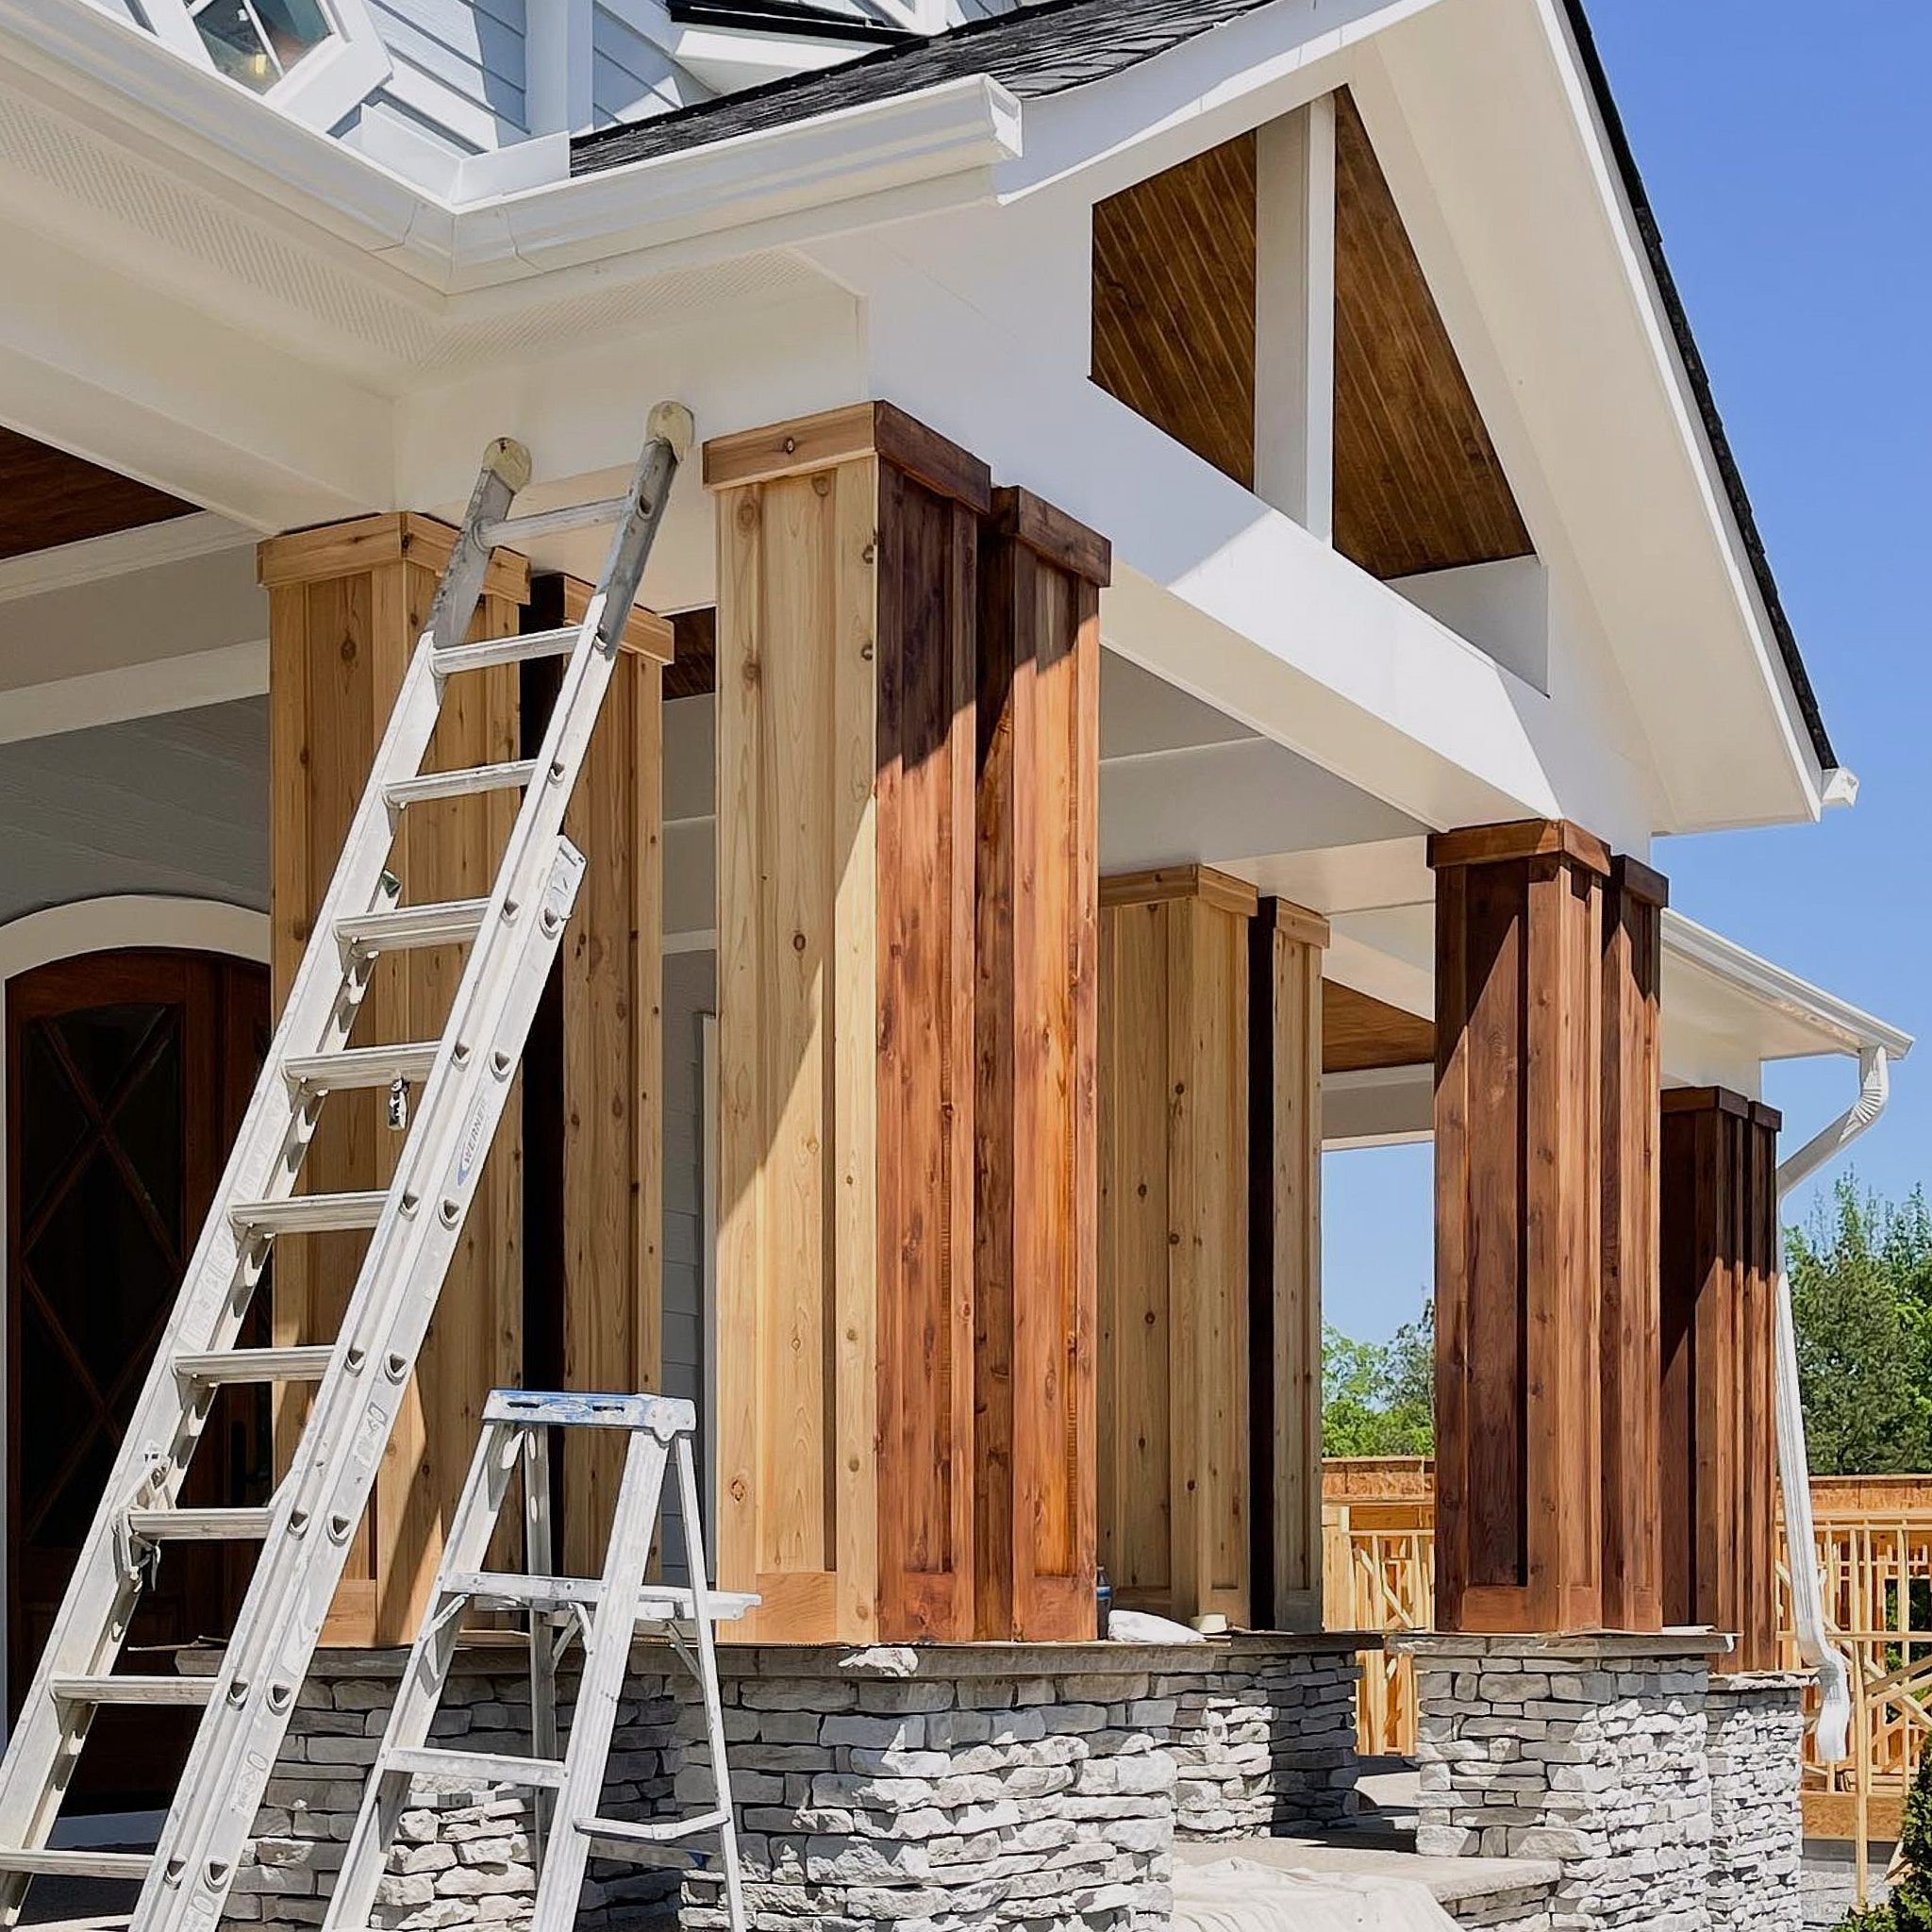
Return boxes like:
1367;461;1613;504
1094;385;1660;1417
0;513;249;605
0;640;268;745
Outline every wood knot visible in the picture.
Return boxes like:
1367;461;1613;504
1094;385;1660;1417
812;474;831;497
792;930;807;953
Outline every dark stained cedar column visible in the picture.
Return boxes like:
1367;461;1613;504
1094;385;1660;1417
974;489;1108;1641
1249;896;1330;1632
1600;856;1668;1633
1659;1088;1782;1672
706;404;986;1643
1430;819;1609;1635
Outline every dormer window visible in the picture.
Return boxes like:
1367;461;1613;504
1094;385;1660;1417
135;0;391;127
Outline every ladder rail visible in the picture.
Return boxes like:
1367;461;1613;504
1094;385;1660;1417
0;450;525;1895
138;407;691;1932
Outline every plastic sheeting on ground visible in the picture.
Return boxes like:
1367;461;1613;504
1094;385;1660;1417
1174;1857;1460;1932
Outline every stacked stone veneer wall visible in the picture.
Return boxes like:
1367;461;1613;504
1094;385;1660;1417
212;1635;1361;1932
1403;1635;1729;1932
1704;1673;1805;1932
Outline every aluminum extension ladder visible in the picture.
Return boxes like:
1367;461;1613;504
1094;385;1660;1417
0;402;695;1932
325;1390;752;1932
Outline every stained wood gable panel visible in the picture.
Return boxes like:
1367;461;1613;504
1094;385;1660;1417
0;428;196;561
1332;92;1533;581
1091;133;1258;491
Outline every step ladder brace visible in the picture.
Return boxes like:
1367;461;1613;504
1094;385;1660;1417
325;1391;752;1932
0;403;697;1932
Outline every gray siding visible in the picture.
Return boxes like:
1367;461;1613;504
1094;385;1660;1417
362;0;529;153
0;700;267;928
591;4;705;126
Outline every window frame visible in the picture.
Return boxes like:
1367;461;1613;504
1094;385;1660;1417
139;0;391;131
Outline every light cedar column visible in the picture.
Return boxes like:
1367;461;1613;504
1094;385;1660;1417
973;489;1108;1642
1430;819;1607;1635
1659;1087;1782;1672
1600;856;1668;1633
1249;895;1330;1632
1098;865;1255;1628
260;514;528;1646
705;404;987;1643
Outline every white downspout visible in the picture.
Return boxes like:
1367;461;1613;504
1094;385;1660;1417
1771;1042;1890;1761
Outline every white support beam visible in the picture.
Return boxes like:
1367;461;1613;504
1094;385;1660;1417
1255;93;1335;540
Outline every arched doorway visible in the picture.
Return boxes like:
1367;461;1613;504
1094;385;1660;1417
4;943;268;1809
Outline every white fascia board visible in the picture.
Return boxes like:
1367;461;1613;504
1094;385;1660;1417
0;641;267;744
1661;911;1913;1065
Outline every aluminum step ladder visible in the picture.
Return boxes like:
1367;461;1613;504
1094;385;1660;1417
0;402;696;1932
325;1390;752;1932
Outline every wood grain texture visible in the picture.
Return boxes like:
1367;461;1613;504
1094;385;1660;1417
0;427;195;561
1659;1087;1782;1671
708;405;982;1642
1322;980;1433;1074
1431;822;1606;1635
1248;899;1325;1631
259;520;523;1646
1600;857;1667;1633
1091;133;1258;491
973;491;1104;1641
1332;92;1532;581
1098;873;1252;1626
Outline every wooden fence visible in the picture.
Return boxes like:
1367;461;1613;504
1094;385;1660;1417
1324;1461;1932;1847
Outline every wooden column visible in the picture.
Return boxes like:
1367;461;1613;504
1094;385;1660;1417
1660;1088;1782;1672
260;514;528;1646
521;576;674;1574
1098;865;1254;1628
1249;896;1330;1632
1600;856;1668;1633
974;491;1108;1641
1430;819;1607;1635
706;404;987;1643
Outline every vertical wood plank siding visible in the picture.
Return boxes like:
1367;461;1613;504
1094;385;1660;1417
1659;1087;1782;1672
1600;856;1668;1633
1249;896;1330;1632
260;515;528;1645
1429;820;1607;1636
1098;867;1256;1627
974;490;1108;1641
706;404;990;1642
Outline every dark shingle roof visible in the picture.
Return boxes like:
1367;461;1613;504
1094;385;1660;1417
570;0;1836;775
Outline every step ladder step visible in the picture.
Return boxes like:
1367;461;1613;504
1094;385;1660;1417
335;900;489;954
52;1674;216;1709
577;1808;729;1851
441;1572;758;1624
0;1846;152;1881
431;627;577;676
125;1507;275;1541
231;1191;388;1238
384;760;539;809
385;1747;567;1789
173;1345;337;1385
482;496;628;546
284;1042;440;1092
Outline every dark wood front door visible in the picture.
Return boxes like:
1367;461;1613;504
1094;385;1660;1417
6;948;269;1809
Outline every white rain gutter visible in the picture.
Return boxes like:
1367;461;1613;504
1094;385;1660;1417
1773;1042;1890;1762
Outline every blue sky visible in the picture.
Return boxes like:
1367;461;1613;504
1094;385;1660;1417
1323;0;1932;1343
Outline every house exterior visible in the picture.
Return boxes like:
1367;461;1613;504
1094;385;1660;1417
0;0;1912;1928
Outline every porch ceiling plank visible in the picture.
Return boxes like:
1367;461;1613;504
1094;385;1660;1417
1320;979;1432;1075
0;427;195;563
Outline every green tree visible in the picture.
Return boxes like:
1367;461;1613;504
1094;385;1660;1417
1789;1177;1932;1475
1324;1307;1434;1457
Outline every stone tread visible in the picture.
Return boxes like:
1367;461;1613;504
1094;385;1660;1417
1173;1835;1561;1909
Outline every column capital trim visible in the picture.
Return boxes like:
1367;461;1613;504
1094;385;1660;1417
1609;853;1671;908
554;573;675;664
258;511;529;602
1101;865;1258;919
991;487;1111;588
1426;817;1611;878
1255;894;1331;951
1661;1085;1780;1133
703;401;992;512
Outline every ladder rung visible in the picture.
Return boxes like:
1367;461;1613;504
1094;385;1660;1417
335;900;489;954
577;1809;728;1849
231;1191;387;1238
0;1847;153;1881
385;1747;566;1789
125;1507;275;1541
52;1674;215;1708
431;627;577;675
441;1573;758;1624
173;1345;336;1385
482;496;628;545
283;1042;440;1091
384;760;539;808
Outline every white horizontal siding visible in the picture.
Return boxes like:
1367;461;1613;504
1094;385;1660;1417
362;0;529;152
591;2;705;127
